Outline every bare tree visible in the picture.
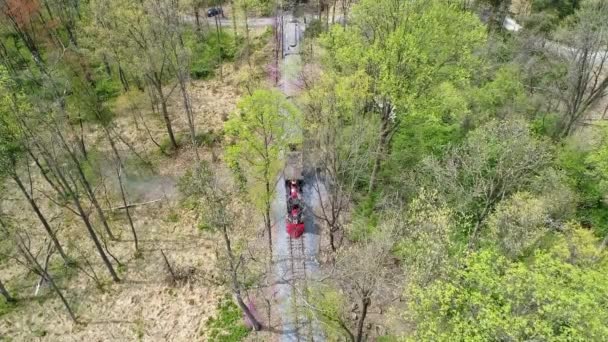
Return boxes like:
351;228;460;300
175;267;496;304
312;220;399;342
179;162;263;331
16;236;77;322
422;119;551;248
547;2;608;137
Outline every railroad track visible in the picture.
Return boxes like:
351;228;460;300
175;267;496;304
288;222;316;340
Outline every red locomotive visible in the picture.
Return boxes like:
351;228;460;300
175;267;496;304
285;146;304;238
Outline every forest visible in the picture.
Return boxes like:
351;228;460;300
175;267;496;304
1;0;608;341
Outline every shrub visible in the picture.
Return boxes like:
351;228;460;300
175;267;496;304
204;296;249;342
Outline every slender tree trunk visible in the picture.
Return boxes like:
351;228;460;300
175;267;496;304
355;296;370;342
332;0;336;24
243;5;252;68
76;117;87;159
230;0;238;38
69;185;120;282
175;64;199;161
16;237;77;322
221;223;262;331
52;160;121;281
265;175;273;256
12;173;70;263
106;129;138;252
0;279;15;303
27;149;63;197
102;54;112;76
368;102;394;194
118;65;129;92
55;126;118;241
21;120;119;281
194;6;201;32
155;82;178;150
160;249;176;282
214;14;224;80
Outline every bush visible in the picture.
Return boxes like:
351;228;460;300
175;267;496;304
204;296;249;342
185;31;239;79
195;129;223;147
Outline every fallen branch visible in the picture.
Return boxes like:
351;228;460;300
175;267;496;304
107;198;163;211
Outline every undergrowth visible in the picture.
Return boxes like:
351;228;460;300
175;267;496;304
204;295;249;342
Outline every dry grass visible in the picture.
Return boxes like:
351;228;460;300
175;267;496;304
0;26;278;342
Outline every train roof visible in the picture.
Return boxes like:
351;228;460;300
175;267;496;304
284;151;303;180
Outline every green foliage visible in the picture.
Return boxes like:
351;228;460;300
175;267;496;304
0;298;17;317
532;0;580;19
304;18;324;39
0;66;27;176
409;247;608;341
487;192;549;258
395;189;454;284
423;119;552;231
225;89;301;210
185;30;238;79
308;285;352;341
556;135;608;235
204;296;249;342
195;129;223;147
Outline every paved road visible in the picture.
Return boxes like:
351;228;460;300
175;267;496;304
272;13;324;342
183;15;275;28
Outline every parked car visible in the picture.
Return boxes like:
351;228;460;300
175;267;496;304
207;7;223;17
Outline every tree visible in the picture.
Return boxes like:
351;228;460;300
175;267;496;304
179;162;263;331
488;192;550;258
303;71;378;251
329;219;399;342
225;89;302;255
408;246;608;341
422;119;551;247
547;1;608;137
321;0;486;193
0;66;70;263
89;0;180;151
395;189;454;285
479;0;512;32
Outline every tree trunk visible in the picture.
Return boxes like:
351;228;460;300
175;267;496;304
106;129;138;252
118;65;129;92
230;0;238;39
78;117;87;160
12;173;70;263
16;237;77;322
21;120;119;281
235;293;262;331
68;185;120;282
214;14;224;80
155;83;178;150
221;223;263;331
27;149;63;196
43;144;121;282
355;296;370;342
175;65;199;161
368;101;394;194
243;5;252;68
0;279;15;303
194;6;201;32
265;176;273;256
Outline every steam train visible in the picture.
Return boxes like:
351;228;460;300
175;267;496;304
285;147;305;238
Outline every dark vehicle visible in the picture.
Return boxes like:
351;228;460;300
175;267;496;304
207;7;223;17
285;145;304;238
